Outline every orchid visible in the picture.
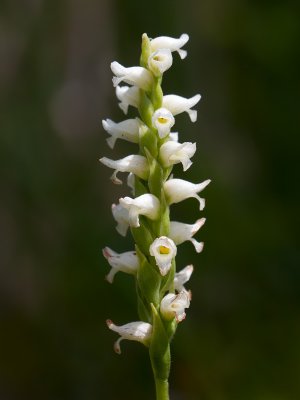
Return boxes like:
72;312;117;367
101;33;210;400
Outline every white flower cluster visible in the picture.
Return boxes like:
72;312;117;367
102;34;210;353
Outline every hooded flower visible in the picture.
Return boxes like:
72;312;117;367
106;320;152;354
169;218;206;253
102;118;141;149
111;62;153;91
150;33;189;59
102;247;139;283
164;178;211;211
159;141;196;171
160;291;190;322
149;236;177;276
174;265;194;293
163;94;201;122
119;194;160;228
99;154;149;184
111;203;130;236
152;107;175;138
116;85;140;114
148;48;173;77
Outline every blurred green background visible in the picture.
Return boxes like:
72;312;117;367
0;0;299;399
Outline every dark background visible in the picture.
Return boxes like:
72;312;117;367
1;0;299;399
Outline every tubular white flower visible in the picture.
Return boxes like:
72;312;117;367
159;141;196;171
102;118;141;149
160;291;190;322
119;194;160;228
152;107;175;138
169;218;206;253
100;155;149;184
150;33;189;59
149;236;177;276
163;94;201;122
102;247;139;283
111;61;153;91
116;85;140;114
174;265;194;293
164;178;211;211
111;203;130;236
148;49;173;76
106;320;152;354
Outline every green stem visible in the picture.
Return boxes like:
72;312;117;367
154;376;169;400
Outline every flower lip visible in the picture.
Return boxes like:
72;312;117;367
149;236;177;276
152;108;175;138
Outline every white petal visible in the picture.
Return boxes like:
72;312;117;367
160;291;190;322
159;141;196;171
111;203;130;236
119;194;160;227
100;155;149;184
164;178;211;210
150;34;189;59
169;218;206;249
115;85;140;114
111;62;153;91
163;94;201;122
174;265;194;292
106;320;152;354
102;247;139;283
102;118;140;149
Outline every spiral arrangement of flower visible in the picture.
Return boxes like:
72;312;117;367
101;33;210;400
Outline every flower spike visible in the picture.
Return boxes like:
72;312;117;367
106;320;152;354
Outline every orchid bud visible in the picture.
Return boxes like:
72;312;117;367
163;94;201;122
174;265;194;293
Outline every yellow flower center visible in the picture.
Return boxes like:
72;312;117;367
158;117;168;124
159;245;170;255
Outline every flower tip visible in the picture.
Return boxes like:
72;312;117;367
106;319;113;328
181;33;189;43
113;341;122;354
